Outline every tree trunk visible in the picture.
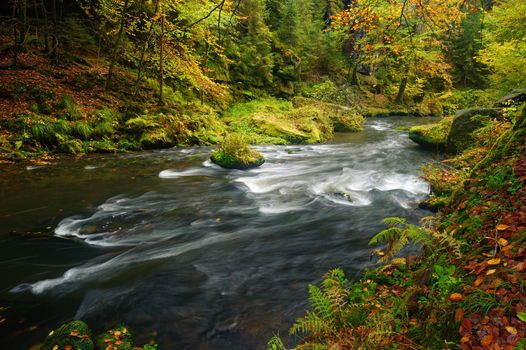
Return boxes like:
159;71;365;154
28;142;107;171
132;0;159;97
396;77;407;104
12;2;19;67
105;0;130;92
158;5;164;104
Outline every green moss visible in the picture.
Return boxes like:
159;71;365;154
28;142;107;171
409;116;453;151
224;98;363;145
42;320;93;350
211;134;265;170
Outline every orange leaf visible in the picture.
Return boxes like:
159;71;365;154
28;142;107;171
449;293;463;302
488;258;501;266
473;275;484;287
498;238;509;247
455;308;465;322
496;224;509;231
481;334;494;347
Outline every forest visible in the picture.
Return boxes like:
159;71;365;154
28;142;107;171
0;0;525;349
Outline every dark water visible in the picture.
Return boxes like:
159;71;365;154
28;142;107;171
0;117;438;349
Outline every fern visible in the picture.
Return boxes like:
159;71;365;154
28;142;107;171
267;335;286;350
308;285;333;319
290;311;335;336
370;217;432;262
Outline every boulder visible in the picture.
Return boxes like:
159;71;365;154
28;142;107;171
408;116;453;152
494;88;526;107
446;108;502;154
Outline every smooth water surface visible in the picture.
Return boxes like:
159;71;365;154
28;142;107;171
0;117;438;349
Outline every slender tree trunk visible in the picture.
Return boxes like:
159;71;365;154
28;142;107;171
41;0;49;53
132;0;159;97
201;41;210;105
51;0;59;62
105;0;130;92
396;77;407;104
158;5;164;104
12;2;19;67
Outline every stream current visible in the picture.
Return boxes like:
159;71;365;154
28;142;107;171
0;117;437;349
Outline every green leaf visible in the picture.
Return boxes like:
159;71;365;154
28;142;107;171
517;311;526;322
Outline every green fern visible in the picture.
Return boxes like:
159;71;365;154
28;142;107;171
370;217;433;262
290;311;335;336
267;335;286;350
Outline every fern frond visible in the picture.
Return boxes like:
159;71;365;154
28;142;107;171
433;230;463;259
369;227;403;245
290;311;335;336
382;216;407;227
308;285;333;319
267;335;287;350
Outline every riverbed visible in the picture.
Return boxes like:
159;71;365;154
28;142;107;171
0;117;439;349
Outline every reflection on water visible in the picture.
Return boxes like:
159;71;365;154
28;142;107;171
0;117;438;349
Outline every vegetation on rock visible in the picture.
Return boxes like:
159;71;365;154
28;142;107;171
211;133;265;170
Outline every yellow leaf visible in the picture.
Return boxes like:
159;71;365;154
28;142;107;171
498;238;509;247
505;326;517;335
122;328;127;334
486;269;496;275
53;346;58;350
114;330;121;337
496;224;509;231
48;330;54;337
488;258;501;266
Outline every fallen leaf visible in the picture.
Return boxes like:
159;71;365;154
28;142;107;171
114;330;121;337
449;293;463;302
455;308;465;322
53;346;58;350
496;224;509;231
473;275;484;287
498;238;509;247
488;258;501;266
70;330;79;337
481;334;494;347
486;269;496;275
65;346;72;350
505;326;517;335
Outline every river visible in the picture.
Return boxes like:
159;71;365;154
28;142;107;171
0;117;438;349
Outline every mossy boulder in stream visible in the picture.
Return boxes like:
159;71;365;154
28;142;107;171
211;134;265;170
42;320;94;350
408;116;453;152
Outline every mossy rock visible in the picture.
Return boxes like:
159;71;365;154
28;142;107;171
210;134;265;170
408;117;453;152
211;149;265;170
446;108;501;154
42;320;94;350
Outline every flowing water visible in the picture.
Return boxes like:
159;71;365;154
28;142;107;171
0;117;438;349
